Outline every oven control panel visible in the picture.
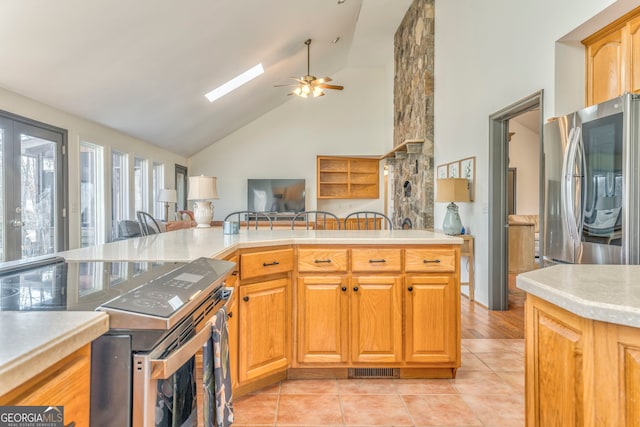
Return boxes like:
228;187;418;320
99;257;235;318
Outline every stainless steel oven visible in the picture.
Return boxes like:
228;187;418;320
0;256;235;427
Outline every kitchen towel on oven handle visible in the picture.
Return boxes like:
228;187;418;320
203;305;234;427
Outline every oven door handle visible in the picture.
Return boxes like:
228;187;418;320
150;321;212;380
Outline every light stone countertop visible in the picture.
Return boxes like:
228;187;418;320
58;228;463;262
0;311;109;396
517;264;640;328
1;228;460;396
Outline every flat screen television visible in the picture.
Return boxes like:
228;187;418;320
247;179;306;213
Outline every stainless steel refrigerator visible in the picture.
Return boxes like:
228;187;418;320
542;93;640;265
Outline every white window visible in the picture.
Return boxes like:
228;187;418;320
152;162;164;219
80;142;104;247
134;157;148;213
111;151;128;240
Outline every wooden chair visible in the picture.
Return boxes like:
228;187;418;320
290;210;340;230
136;211;163;236
224;211;273;230
344;211;393;230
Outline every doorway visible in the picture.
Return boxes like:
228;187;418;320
0;111;67;262
488;91;543;310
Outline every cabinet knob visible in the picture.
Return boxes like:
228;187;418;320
353;286;359;292
341;286;347;292
227;312;233;318
243;296;249;302
408;286;413;292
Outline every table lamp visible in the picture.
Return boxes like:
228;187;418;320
157;189;177;222
436;178;470;235
187;175;219;228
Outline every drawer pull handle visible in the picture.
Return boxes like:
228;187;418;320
423;259;441;264
314;259;332;264
243;296;249;302
368;259;386;263
263;261;280;267
232;270;238;276
408;286;413;292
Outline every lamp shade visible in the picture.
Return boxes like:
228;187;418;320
157;189;177;203
187;175;219;200
435;178;470;203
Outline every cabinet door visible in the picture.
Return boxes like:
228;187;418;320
0;344;91;426
350;275;402;363
297;275;349;364
586;28;624;106
593;321;640;427
404;275;458;363
238;278;291;382
526;296;588;427
627;15;640;95
227;289;239;389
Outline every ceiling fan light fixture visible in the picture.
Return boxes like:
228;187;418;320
312;87;324;97
205;63;264;103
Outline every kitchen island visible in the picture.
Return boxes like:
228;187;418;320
517;265;640;426
0;228;463;406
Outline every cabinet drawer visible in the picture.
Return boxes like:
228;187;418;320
225;255;240;287
241;249;294;280
405;248;456;273
298;248;348;272
352;248;402;272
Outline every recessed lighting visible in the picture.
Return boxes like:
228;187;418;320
337;0;346;4
205;63;264;103
332;37;340;44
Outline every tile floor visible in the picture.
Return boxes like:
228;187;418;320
232;338;525;427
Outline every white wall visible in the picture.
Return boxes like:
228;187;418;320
0;86;187;249
508;121;540;215
188;66;393;220
434;0;636;306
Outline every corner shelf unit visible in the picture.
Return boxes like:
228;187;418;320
317;156;379;199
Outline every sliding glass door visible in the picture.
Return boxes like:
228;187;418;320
0;113;66;262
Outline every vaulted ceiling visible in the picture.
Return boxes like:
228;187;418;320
0;0;412;157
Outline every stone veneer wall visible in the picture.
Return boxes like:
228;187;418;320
388;0;434;229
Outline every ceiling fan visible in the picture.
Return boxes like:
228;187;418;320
275;39;344;98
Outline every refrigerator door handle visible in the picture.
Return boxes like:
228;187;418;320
562;126;581;244
575;130;586;243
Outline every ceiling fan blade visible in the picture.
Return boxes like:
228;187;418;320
312;76;332;84
317;84;344;90
274;83;300;87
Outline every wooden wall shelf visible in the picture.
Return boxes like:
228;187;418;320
317;156;379;199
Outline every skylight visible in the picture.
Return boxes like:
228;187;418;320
205;63;264;103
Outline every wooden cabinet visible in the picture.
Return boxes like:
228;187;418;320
525;295;588;427
238;278;291;382
405;275;458;363
317;156;379;199
526;294;640;426
295;245;458;370
583;6;640;106
0;344;91;426
350;275;403;363
297;275;349;364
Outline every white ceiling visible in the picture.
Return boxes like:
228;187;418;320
0;0;412;157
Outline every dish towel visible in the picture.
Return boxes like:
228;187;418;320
203;306;234;427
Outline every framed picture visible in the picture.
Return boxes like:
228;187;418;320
460;156;476;201
437;164;447;179
448;161;459;178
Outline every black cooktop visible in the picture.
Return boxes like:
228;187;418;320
0;258;184;312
